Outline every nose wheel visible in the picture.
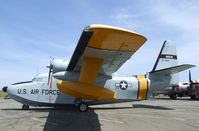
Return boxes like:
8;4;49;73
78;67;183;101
22;105;29;110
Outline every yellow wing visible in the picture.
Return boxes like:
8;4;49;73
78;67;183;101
57;24;147;100
66;24;147;84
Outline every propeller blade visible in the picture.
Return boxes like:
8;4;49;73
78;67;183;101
189;70;193;84
47;66;52;85
47;57;54;85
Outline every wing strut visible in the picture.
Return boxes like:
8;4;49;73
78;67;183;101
79;56;103;84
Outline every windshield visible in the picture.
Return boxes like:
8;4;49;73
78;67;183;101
32;77;47;83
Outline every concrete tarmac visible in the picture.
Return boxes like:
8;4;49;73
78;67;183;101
0;97;199;131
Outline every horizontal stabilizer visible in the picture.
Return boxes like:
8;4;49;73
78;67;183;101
150;64;195;75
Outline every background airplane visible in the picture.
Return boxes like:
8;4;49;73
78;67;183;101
156;70;199;100
2;24;195;111
188;71;199;99
164;81;189;99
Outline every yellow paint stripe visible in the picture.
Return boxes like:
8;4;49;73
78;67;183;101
86;26;146;51
136;75;146;79
137;75;148;100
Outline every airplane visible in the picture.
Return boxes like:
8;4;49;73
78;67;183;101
2;24;195;112
159;70;199;100
164;81;190;99
187;70;199;99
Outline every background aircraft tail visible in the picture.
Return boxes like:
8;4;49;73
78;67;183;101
151;40;178;72
149;40;195;92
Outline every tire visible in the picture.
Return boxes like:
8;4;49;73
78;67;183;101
169;94;176;99
178;93;183;97
78;102;88;112
22;105;29;110
173;95;177;99
169;95;173;99
195;94;199;100
190;95;196;100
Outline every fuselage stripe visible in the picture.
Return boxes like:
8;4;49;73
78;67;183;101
137;78;140;99
49;75;53;103
50;75;53;89
136;75;148;100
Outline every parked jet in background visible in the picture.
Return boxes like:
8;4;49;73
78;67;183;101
2;24;195;111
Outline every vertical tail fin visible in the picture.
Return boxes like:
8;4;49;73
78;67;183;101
150;40;179;91
152;40;178;72
149;40;195;92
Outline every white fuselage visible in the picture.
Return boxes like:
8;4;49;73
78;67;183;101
6;73;153;106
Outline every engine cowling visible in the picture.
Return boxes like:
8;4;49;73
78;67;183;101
48;59;69;74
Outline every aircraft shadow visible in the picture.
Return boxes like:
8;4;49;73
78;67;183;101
42;106;101;131
90;106;133;110
132;104;174;110
0;106;101;131
0;107;63;111
0;106;75;112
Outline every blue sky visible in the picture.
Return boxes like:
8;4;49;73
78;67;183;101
0;0;199;87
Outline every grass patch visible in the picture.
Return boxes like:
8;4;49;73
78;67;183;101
0;91;7;97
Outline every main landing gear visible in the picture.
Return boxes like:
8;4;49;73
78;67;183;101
169;94;177;99
75;98;89;112
22;105;29;110
78;102;89;112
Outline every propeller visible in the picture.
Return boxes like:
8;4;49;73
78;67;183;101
189;70;194;86
47;57;54;85
188;70;199;100
188;70;197;94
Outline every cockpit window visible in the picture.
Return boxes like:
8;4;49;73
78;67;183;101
37;78;43;82
32;77;47;83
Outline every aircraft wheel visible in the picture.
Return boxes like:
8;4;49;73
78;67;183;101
195;94;199;100
169;94;176;99
22;105;29;110
191;95;196;100
178;93;183;97
173;95;177;99
169;95;173;99
78;102;88;112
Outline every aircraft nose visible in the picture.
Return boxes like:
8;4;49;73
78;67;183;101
2;86;8;92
